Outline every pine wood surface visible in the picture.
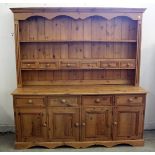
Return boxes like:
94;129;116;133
11;7;146;149
12;85;146;95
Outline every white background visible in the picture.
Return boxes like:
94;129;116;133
0;0;155;131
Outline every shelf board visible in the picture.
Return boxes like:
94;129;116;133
20;40;137;43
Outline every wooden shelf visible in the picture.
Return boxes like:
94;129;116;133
20;40;137;43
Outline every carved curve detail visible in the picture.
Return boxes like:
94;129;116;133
21;13;137;21
15;140;144;149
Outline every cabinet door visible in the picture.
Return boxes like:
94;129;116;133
15;108;47;142
48;107;80;141
82;107;112;141
113;106;144;140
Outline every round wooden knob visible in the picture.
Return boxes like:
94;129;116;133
95;98;101;103
67;64;71;67
61;99;66;103
27;64;31;67
46;64;50;67
128;98;133;102
75;122;79;127
43;123;47;127
114;122;118;125
28;99;33;104
82;122;86;126
127;63;131;67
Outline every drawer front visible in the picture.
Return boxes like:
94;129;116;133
48;96;79;107
120;60;136;69
100;61;119;68
80;61;99;69
39;62;58;69
60;61;78;69
21;62;37;69
15;96;45;107
82;96;112;106
115;95;144;105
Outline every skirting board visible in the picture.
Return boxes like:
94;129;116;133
0;125;15;132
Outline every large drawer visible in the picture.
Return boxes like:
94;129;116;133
115;95;144;106
15;96;45;107
82;96;112;106
48;96;79;107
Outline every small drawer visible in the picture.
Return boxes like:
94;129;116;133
39;61;58;69
60;61;79;69
115;95;144;106
21;62;37;69
48;96;79;107
120;60;136;69
100;61;119;68
80;61;99;69
82;96;112;106
15;96;45;107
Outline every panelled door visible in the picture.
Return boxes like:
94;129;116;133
15;108;47;142
48;107;80;141
81;107;112;141
113;106;144;140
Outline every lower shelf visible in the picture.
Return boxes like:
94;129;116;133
15;139;144;149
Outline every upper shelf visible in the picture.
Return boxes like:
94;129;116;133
20;40;137;43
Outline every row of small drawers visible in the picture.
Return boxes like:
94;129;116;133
14;95;144;107
21;60;136;69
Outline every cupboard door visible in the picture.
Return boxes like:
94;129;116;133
113;106;144;140
82;107;112;141
48;107;80;141
15;108;47;142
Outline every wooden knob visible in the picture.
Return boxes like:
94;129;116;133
28;99;33;104
27;64;31;67
82;122;86;126
67;64;71;67
61;99;66;103
75;122;79;127
127;63;131;67
114;122;118;125
46;64;50;67
128;98;133;102
95;98;101;103
43;123;47;127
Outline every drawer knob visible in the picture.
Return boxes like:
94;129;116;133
114;122;118;125
27;64;31;67
75;122;79;127
46;64;50;67
128;98;133;102
95;98;101;103
28;99;33;104
82;122;86;126
67;64;71;67
43;123;47;127
127;63;132;67
61;99;66;103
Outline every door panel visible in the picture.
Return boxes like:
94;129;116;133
113;106;144;140
48;107;80;141
15;108;47;142
82;107;112;141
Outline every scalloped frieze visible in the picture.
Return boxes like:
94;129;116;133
14;12;142;21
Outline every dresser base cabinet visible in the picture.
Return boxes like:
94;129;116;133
13;87;146;149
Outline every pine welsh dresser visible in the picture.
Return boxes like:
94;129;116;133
10;7;147;149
